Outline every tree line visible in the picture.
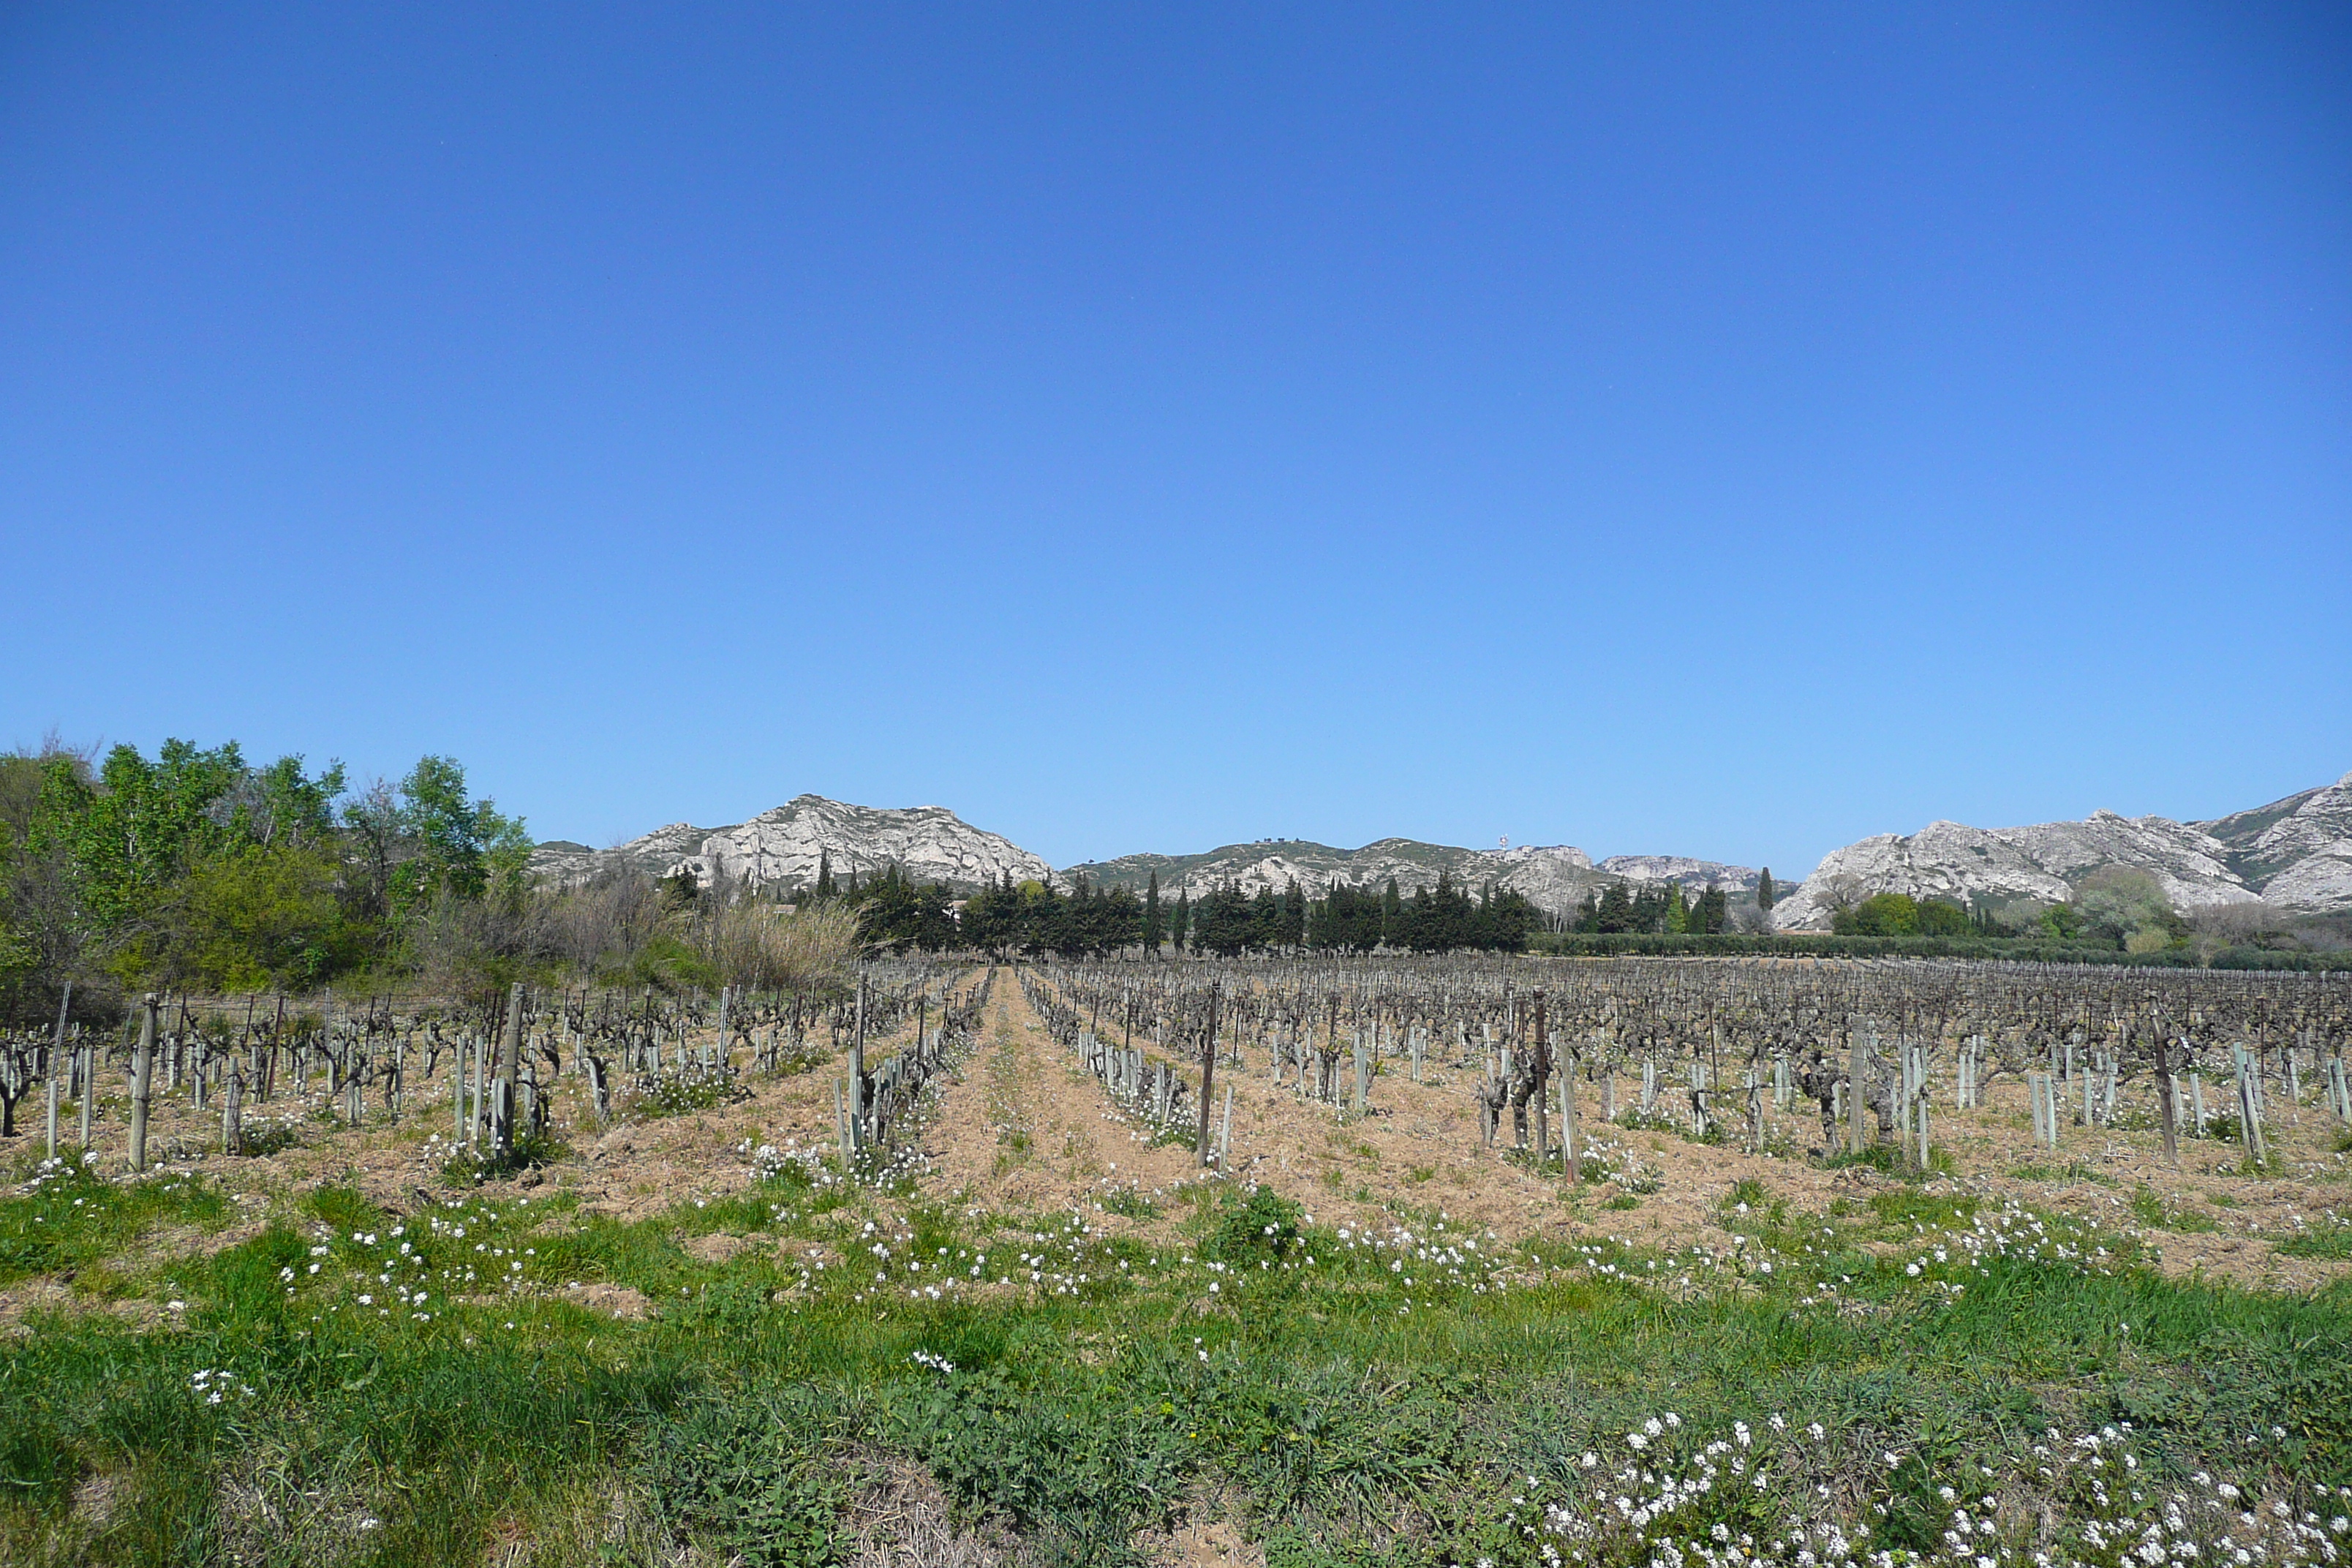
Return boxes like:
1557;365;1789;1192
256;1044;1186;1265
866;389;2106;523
0;737;862;1018
1565;879;1733;935
848;866;1536;957
0;739;529;1009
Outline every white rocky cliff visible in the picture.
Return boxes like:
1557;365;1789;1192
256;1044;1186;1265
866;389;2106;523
530;795;1054;894
1771;769;2352;929
1065;838;1762;917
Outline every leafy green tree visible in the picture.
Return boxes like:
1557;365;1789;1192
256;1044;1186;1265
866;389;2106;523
51;740;251;936
165;843;349;990
1913;897;1972;938
387;755;530;911
0;822;35;994
1833;893;1919;936
26;739;350;986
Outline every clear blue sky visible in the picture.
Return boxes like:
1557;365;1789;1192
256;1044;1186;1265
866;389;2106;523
4;4;2347;878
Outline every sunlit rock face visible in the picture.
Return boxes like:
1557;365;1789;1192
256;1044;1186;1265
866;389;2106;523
529;795;1052;894
1772;770;2352;929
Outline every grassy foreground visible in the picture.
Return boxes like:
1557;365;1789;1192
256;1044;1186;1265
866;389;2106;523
1;1149;2348;1568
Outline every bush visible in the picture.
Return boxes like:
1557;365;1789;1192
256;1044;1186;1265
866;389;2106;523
632;1061;753;1118
1207;1184;1303;1265
441;1126;569;1184
640;1387;854;1567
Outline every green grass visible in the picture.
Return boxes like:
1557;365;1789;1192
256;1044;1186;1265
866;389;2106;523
0;1161;233;1292
2;1158;2348;1568
2130;1186;2220;1234
2278;1212;2352;1260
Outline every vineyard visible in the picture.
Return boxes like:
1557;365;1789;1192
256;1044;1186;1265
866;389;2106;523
1;954;2349;1567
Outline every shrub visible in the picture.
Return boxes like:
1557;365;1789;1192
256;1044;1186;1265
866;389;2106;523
442;1126;569;1184
1207;1184;1303;1265
640;1387;854;1567
632;1061;753;1118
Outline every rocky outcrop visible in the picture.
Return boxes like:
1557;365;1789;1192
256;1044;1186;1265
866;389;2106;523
2201;772;2352;914
1068;837;1615;915
1066;839;1771;917
529;795;1053;894
1771;769;2352;929
1597;855;1763;894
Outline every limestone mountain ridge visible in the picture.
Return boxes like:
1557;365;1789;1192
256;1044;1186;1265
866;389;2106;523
1769;770;2352;929
529;794;1053;894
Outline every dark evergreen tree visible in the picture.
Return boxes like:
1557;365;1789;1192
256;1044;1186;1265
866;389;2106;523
1248;883;1281;950
1142;870;1164;954
1757;868;1776;911
1169;890;1190;952
813;848;834;902
1194;881;1257;957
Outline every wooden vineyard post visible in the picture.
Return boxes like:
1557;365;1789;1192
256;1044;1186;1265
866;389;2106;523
1559;1044;1579;1177
45;981;69;1161
1216;1081;1233;1169
2153;1032;2179;1166
850;973;867;1153
1196;984;1218;1166
1847;1027;1868;1156
78;1031;93;1150
2235;1045;2268;1166
492;983;523;1156
130;992;157;1173
223;1056;244;1156
1912;1044;1929;1170
1531;991;1548;1162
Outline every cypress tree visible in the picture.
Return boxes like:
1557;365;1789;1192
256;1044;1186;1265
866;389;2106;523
1142;870;1164;955
1700;886;1728;934
814;848;834;901
1757;868;1776;912
1170;890;1191;952
1249;882;1280;949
